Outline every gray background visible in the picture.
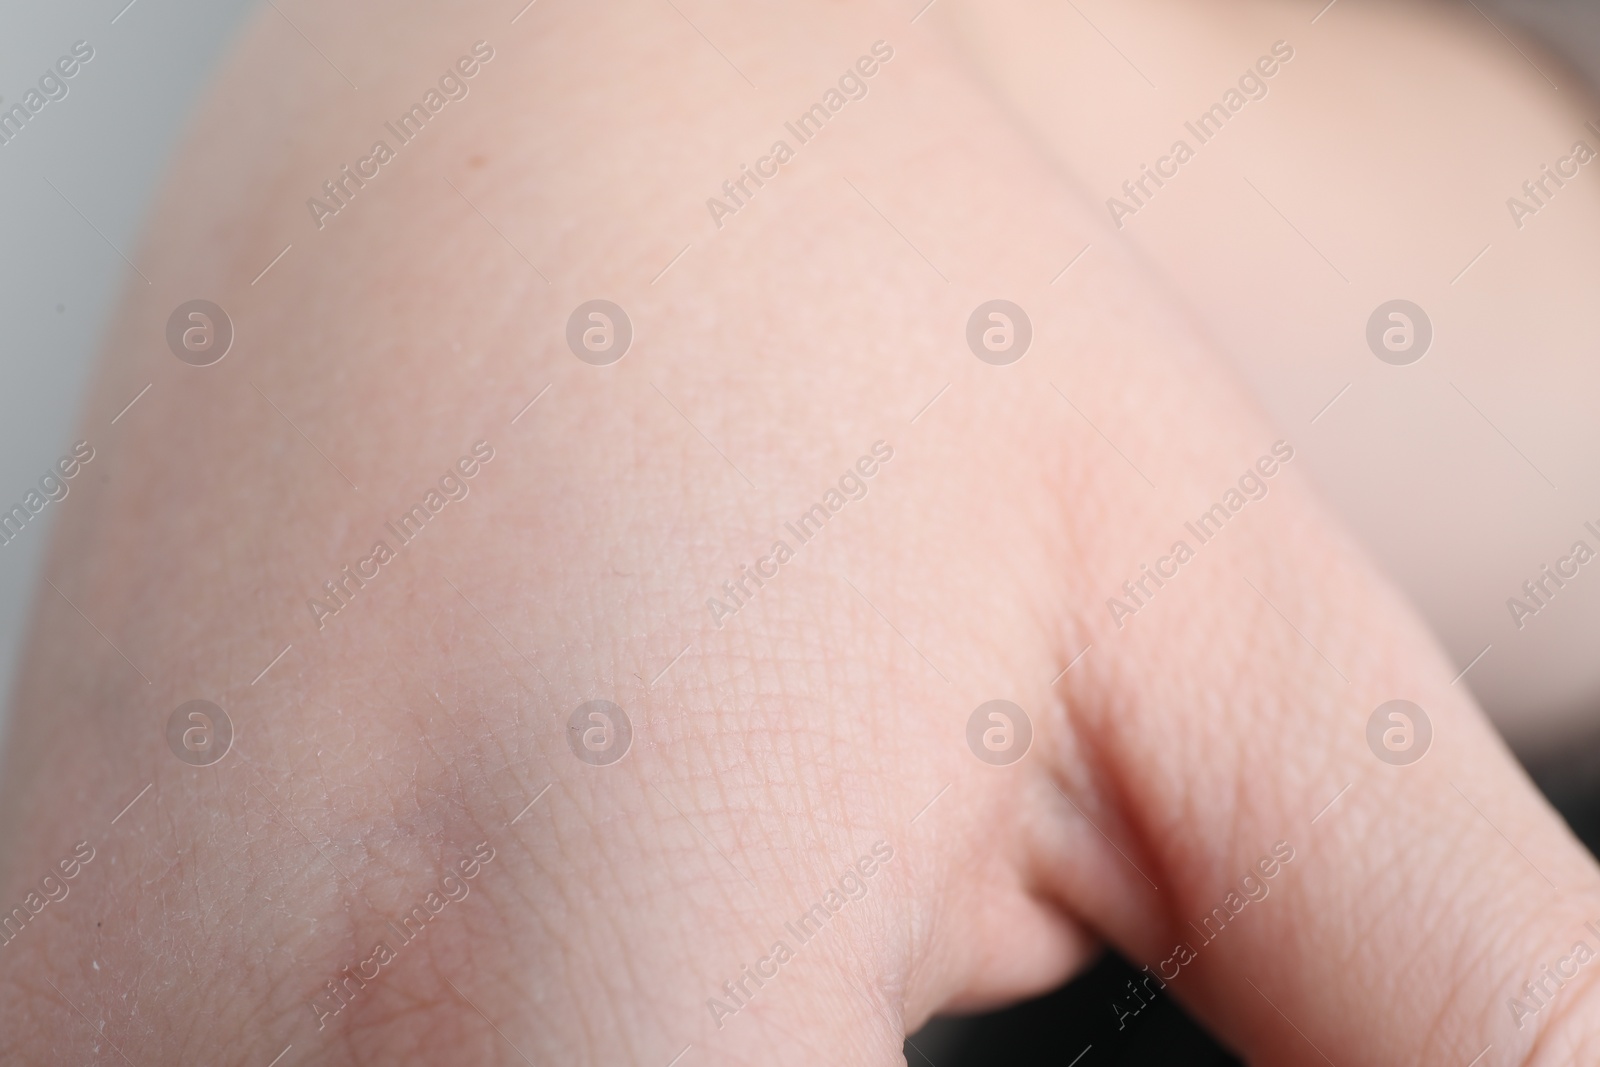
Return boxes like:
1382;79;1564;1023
2;3;1597;1063
1;0;1597;739
0;0;256;734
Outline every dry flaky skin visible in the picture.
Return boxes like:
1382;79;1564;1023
2;1;1600;1064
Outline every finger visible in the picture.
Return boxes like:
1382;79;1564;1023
1013;296;1600;1065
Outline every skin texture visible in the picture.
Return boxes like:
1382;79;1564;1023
2;1;1600;1064
944;0;1600;754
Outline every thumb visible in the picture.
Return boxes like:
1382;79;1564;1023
1033;433;1600;1066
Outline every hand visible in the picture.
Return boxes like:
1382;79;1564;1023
3;4;1598;1065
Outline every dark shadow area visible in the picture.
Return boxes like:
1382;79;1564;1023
906;949;1243;1066
907;747;1600;1065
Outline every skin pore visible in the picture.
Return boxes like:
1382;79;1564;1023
2;1;1600;1064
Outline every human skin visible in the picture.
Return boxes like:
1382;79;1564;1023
945;0;1600;753
2;1;1600;1064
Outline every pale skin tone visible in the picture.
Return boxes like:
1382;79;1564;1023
3;2;1600;1064
949;0;1600;753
